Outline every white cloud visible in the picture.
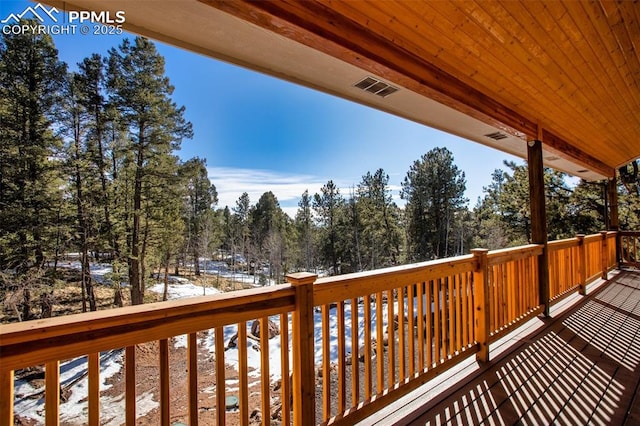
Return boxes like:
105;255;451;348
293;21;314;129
207;167;406;218
207;167;325;217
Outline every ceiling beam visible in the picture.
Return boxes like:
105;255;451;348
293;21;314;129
540;129;614;178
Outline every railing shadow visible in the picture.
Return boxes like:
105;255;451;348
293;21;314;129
406;271;640;425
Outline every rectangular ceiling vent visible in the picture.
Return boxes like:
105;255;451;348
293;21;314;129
484;131;509;141
354;76;399;98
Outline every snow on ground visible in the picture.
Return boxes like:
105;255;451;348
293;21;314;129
13;351;158;425
15;260;409;424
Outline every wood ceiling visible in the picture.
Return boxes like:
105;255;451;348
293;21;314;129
40;0;639;179
204;0;640;178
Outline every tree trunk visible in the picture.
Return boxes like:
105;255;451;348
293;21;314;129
129;141;144;305
163;256;170;301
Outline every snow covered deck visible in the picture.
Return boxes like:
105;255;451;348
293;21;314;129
362;269;640;425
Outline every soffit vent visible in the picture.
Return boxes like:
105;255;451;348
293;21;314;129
484;131;509;141
354;76;399;97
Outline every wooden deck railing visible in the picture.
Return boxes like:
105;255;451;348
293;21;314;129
0;286;297;426
0;231;622;425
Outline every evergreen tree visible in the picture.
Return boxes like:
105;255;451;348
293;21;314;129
0;21;67;273
61;71;99;311
107;37;193;305
250;191;286;282
233;192;251;270
314;180;345;274
357;169;402;269
181;158;218;275
294;190;316;271
401;147;467;260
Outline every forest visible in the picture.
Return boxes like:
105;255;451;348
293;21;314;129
2;27;640;320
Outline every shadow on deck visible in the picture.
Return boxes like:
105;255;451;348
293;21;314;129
368;270;640;425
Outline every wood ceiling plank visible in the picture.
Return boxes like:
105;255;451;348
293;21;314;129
471;0;620;145
521;1;631;163
362;0;544;115
574;1;640;163
598;0;640;87
579;1;640;109
401;1;545;110
530;1;636;165
452;1;619;165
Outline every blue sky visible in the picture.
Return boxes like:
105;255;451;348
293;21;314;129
2;1;521;216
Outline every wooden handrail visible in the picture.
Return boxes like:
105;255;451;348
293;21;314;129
547;237;579;251
314;255;474;306
0;231;625;425
487;244;542;265
0;285;295;371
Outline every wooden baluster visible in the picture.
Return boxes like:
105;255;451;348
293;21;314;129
160;339;170;425
337;301;346;413
448;276;454;355
45;361;59;426
280;313;291;426
215;327;226;426
407;286;415;377
417;282;425;370
350;298;360;407
286;272;317;425
455;275;462;352
321;304;330;421
462;274;469;348
375;291;384;393
0;368;14;426
238;321;249;426
398;288;405;382
433;280;441;364
440;278;447;359
577;235;586;295
387;289;395;387
425;281;432;368
364;294;372;399
88;352;100;426
126;346;136;425
260;317;271;426
472;249;490;362
187;333;199;426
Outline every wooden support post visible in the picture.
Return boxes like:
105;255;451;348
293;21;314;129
608;176;619;231
608;176;620;266
286;272;317;426
577;235;587;296
0;369;14;426
527;139;550;317
472;249;490;363
601;231;609;280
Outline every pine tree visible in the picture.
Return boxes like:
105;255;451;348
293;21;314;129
0;22;67;272
401;147;467;260
181;158;218;276
357;169;402;269
294;190;316;271
314;180;345;274
107;37;193;305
